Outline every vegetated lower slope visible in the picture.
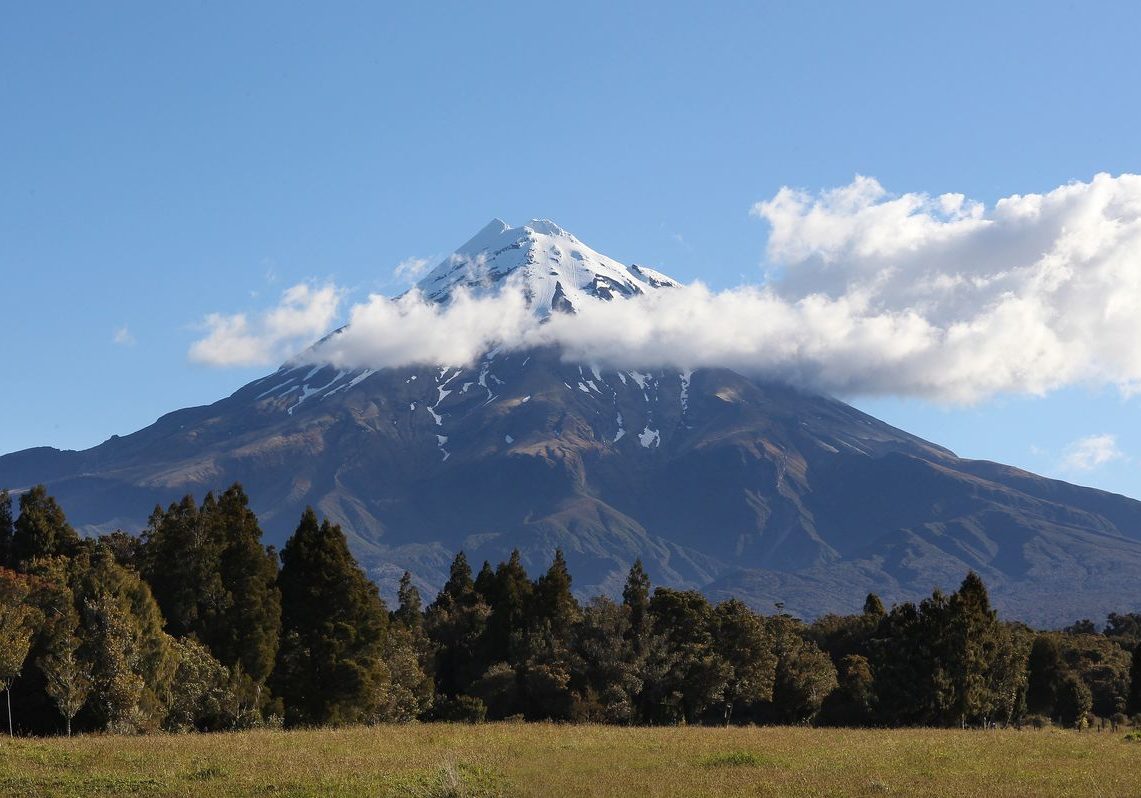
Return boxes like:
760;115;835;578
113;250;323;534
4;344;1140;626
3;219;1141;625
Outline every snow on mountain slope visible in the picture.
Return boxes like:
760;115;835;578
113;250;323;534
414;218;680;313
246;219;683;414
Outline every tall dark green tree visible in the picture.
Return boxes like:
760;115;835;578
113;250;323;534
1128;640;1141;716
711;598;776;723
1027;633;1065;716
425;552;490;702
485;549;532;665
10;486;79;567
944;572;1003;725
645;588;729;724
204;485;281;694
0;490;14;568
140;486;280;703
394;572;423;631
532;549;579;638
622;559;652;655
272;508;391;727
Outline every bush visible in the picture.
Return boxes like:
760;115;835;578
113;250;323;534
434;695;487;723
1023;714;1053;730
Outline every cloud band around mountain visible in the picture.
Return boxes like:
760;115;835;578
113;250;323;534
190;172;1141;404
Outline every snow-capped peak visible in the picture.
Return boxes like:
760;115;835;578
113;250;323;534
414;218;679;315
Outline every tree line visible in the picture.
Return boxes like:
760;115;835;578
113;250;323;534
1;483;1139;736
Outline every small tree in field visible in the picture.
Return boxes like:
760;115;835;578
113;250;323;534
39;633;91;737
0;569;39;736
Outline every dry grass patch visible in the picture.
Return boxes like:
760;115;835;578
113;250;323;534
0;724;1137;797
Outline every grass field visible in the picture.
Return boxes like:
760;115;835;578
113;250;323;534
1;723;1136;797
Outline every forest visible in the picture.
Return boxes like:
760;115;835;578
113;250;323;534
1;483;1139;737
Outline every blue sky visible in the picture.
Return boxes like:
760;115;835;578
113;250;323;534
3;2;1140;498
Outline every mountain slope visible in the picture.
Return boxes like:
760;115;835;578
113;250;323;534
3;220;1141;626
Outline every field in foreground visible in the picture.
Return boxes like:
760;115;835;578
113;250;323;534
1;723;1136;798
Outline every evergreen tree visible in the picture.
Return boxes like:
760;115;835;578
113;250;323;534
203;485;281;695
0;490;13;568
532;549;579;638
818;654;875;726
486;550;532;665
770;640;837;724
1027;633;1065;716
622;559;651;654
387;572;434;721
272;508;392;726
646;588;730;723
711;598;776;723
863;593;886;618
140;486;280;703
944;572;1003;725
75;547;178;733
38;631;90;737
1055;672;1092;728
0;569;40;735
1129;640;1141;715
473;560;496;604
572;596;642;724
164;637;239;732
425;552;490;701
10;486;79;567
442;552;475;607
394;571;423;631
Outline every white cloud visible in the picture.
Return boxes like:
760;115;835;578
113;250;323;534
194;173;1141;405
1060;434;1126;472
112;326;135;346
393;256;432;284
189;283;342;367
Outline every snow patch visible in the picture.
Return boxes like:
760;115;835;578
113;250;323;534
638;427;660;448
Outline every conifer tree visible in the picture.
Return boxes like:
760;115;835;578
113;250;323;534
140;486;280;705
273;508;391;726
203;485;281;694
425;553;490;701
441;552;475;607
0;490;13;568
394;571;423;631
486;550;532;664
10;486;79;567
945;572;1003;725
863;593;885;618
473;560;497;604
622;559;651;653
532;549;579;638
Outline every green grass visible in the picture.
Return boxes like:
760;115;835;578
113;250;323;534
0;723;1136;797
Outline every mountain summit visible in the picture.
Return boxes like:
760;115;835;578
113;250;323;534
4;220;1141;625
413;218;679;313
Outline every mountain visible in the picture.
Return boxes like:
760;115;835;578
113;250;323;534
4;219;1141;626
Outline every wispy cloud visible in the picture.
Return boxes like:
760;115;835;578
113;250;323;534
1060;434;1126;472
393;256;432;285
189;283;342;367
112;325;135;346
